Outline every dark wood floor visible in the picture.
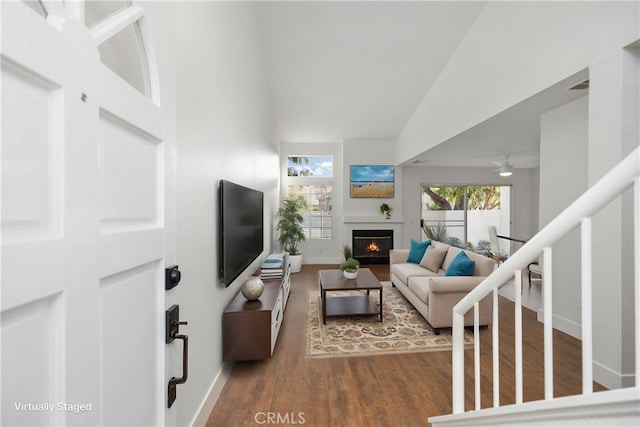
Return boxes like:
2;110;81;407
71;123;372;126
206;265;604;426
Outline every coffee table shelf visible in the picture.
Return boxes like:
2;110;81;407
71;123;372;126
319;268;383;324
324;295;379;318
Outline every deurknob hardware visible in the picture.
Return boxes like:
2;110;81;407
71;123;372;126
165;265;181;290
166;305;188;408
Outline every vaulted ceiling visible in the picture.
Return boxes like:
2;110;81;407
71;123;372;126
256;1;486;142
255;1;588;169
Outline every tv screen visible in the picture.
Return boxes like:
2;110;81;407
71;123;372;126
219;180;264;287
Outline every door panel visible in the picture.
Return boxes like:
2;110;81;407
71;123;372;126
100;262;159;426
1;295;65;427
1;60;63;243
99;110;161;232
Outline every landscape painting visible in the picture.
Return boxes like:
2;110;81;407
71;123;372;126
350;165;395;198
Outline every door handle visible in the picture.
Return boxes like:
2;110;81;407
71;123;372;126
166;305;188;408
168;333;188;408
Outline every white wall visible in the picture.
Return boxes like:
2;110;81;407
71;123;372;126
588;48;640;388
342;139;402;220
396;1;640;165
279;139;404;264
401;166;537;249
539;96;589;340
342;140;405;258
174;3;277;426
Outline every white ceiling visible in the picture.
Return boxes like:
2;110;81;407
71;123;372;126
404;71;590;168
256;1;486;142
255;2;588;169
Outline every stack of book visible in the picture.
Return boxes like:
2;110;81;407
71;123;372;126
260;253;285;280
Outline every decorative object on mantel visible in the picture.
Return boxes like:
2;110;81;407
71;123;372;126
276;195;308;273
350;165;395;198
306;281;473;358
241;276;264;300
379;203;393;220
339;258;360;279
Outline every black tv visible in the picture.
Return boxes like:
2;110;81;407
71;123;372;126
219;180;264;287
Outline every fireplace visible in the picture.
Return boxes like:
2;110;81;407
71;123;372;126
352;229;394;265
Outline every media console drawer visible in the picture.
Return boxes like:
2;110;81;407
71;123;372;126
271;292;283;353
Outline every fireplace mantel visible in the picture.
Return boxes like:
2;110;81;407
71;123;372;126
343;215;404;224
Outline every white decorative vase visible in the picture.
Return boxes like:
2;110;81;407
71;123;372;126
241;276;264;300
289;254;303;273
343;270;358;280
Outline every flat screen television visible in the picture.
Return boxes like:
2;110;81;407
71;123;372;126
219;180;264;287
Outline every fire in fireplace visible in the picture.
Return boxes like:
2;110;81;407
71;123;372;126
366;241;381;254
352;229;393;265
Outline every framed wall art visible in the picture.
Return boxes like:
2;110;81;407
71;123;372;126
349;165;395;198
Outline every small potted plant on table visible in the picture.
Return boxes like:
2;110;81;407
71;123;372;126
340;258;360;279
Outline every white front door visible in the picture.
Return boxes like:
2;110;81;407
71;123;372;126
2;2;167;425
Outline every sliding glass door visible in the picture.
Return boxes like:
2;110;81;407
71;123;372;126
420;185;512;256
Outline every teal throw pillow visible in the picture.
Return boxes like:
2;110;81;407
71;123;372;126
407;239;431;264
445;251;476;276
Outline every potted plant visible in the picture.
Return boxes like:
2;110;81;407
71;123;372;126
422;222;447;241
379;203;393;220
341;244;353;261
340;258;360;279
276;195;308;273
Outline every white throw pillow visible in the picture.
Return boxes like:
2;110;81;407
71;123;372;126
420;245;447;273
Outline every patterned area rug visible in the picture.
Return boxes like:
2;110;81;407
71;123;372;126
306;281;473;358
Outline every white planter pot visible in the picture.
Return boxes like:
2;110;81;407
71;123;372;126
343;270;358;280
289;254;303;273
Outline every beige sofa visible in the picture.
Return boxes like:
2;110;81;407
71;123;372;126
390;240;495;334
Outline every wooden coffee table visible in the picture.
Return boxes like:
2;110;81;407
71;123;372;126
318;268;383;324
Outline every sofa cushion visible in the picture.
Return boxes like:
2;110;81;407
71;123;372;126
420;245;447;273
441;246;494;276
407;277;430;304
392;262;437;285
465;250;495;276
445;251;475;276
441;246;462;271
407;239;430;263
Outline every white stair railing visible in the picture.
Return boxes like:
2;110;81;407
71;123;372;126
449;147;640;415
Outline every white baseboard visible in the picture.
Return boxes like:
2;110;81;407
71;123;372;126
537;308;581;339
537;309;634;390
191;362;233;427
593;360;637;390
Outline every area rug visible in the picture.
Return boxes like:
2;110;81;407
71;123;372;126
306;281;473;358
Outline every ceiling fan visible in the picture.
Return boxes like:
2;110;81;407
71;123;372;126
490;151;540;176
493;156;513;177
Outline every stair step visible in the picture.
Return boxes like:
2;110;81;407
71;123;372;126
429;387;640;427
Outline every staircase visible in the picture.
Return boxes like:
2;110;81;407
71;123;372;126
430;147;640;426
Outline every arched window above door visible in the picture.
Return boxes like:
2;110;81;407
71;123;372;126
84;1;155;100
26;0;158;102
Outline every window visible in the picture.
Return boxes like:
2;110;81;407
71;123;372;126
287;185;333;239
287;156;333;177
286;156;333;239
421;185;511;256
